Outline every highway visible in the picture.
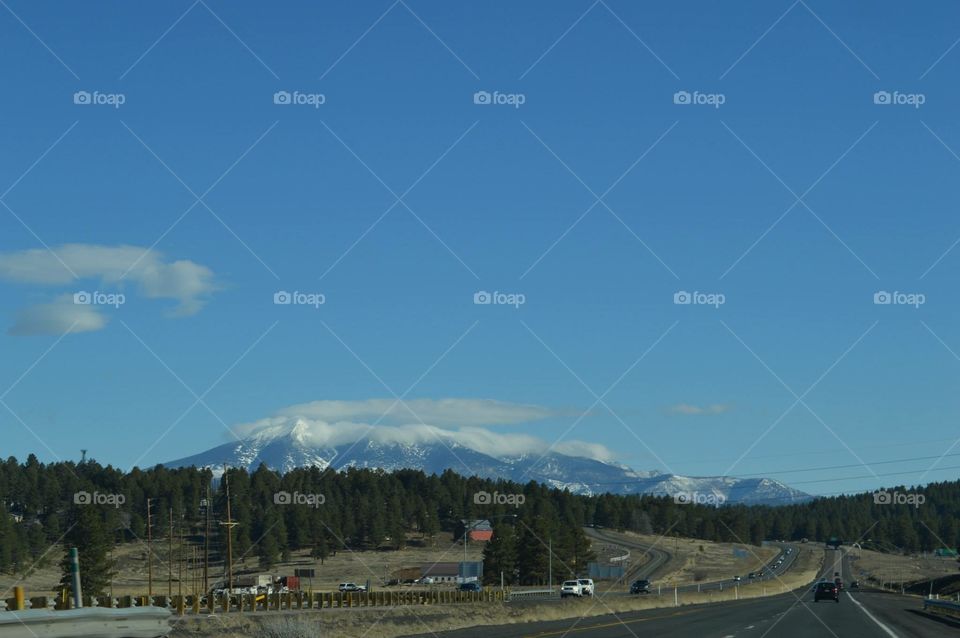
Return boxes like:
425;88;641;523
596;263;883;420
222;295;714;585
584;528;672;583
408;548;958;637
585;528;799;594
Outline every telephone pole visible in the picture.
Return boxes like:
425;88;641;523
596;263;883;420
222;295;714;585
146;499;154;598
203;485;210;593
168;508;174;598
219;464;238;592
178;512;184;598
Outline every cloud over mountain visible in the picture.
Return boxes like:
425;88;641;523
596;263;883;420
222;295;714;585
233;398;614;462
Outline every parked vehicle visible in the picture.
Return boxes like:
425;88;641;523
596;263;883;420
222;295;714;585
577;578;595;595
339;583;367;593
561;580;584;598
459;582;482;592
629;579;651;594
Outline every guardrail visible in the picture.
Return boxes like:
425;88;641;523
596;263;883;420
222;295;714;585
507;589;557;601
2;588;506;615
922;598;960;620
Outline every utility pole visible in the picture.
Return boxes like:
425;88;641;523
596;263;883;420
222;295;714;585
168;508;174;598
203;485;210;593
219;464;238;592
178;512;184;598
146;499;154;598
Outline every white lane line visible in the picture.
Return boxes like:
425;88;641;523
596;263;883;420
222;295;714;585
846;592;900;638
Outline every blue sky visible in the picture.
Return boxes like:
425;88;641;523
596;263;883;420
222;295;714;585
3;1;960;497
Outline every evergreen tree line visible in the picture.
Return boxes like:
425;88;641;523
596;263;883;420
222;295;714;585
0;455;957;595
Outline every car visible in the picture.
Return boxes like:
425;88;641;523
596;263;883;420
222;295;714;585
459;582;482;592
733;575;742;582
630;579;651;594
850;580;860;589
417;577;435;585
577;579;595;596
339;582;367;593
561;580;584;598
814;582;839;602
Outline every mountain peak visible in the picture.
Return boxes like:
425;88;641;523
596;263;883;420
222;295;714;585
165;432;810;506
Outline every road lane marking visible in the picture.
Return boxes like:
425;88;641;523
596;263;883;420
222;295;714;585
522;608;704;637
846;592;900;638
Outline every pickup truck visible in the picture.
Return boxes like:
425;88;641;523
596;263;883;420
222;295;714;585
560;580;584;598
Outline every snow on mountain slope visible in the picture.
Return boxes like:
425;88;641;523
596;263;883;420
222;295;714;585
163;423;810;505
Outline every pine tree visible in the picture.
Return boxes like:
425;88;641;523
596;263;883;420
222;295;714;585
482;522;517;585
59;505;115;598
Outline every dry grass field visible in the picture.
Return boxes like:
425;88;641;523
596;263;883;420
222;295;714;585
850;547;960;588
597;530;780;587
167;547;824;638
0;532;484;598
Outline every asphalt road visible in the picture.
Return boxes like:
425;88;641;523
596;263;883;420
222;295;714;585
584;528;672;582
585;528;798;594
409;549;958;637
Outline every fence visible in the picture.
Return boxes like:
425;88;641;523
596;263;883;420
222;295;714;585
2;588;507;616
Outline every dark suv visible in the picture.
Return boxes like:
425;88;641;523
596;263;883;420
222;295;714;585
630;579;651;594
814;582;839;602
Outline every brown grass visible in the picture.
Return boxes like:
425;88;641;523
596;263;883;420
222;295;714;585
595;530;780;588
850;548;960;589
166;547;825;638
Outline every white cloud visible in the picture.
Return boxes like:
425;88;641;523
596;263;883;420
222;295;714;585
0;244;217;319
277;398;562;427
234;398;615;462
667;403;731;416
8;294;107;336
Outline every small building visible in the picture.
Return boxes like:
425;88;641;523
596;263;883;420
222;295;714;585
420;562;460;583
419;561;484;584
460;519;493;542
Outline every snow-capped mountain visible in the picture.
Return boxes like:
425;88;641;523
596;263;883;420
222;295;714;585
163;421;810;505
